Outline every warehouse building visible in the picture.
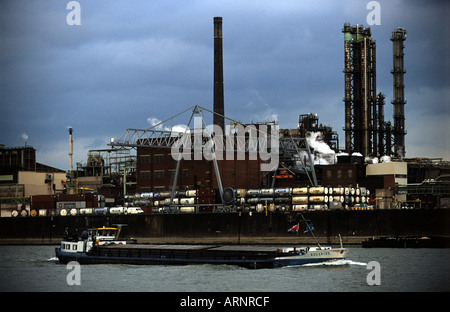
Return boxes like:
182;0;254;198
0;145;66;216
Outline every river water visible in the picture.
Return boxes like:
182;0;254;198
0;245;448;293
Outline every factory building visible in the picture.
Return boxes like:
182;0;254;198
136;145;266;193
112;18;445;210
127;17;271;194
298;113;339;153
3;18;445;216
0;145;66;216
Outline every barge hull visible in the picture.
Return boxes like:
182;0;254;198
55;244;348;269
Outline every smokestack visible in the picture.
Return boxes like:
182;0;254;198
69;127;73;171
213;17;224;132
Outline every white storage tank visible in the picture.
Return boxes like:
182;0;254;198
309;196;328;203
180;207;195;213
292;187;308;195
274;188;291;196
186;190;197;197
179;198;196;205
309;187;328;195
292;196;308;204
260;188;274;196
292;204;308;211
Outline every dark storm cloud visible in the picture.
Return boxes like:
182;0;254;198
0;0;448;170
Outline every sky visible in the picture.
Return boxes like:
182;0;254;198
1;0;449;171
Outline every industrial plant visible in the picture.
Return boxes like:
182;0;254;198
0;18;449;243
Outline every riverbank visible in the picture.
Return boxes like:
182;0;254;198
0;235;370;245
1;209;448;246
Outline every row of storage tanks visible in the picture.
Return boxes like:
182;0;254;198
127;186;373;213
231;186;372;211
26;194;145;217
129;189;216;213
23;186;373;217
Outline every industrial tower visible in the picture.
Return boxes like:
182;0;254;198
342;23;377;157
342;23;405;158
213;17;225;132
391;27;407;157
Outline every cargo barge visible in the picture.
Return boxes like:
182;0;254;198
55;226;348;269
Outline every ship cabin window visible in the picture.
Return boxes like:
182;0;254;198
72;244;77;250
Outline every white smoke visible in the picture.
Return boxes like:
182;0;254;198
21;133;29;141
306;132;335;165
147;116;190;135
307;132;335;154
366;156;379;164
366;155;391;164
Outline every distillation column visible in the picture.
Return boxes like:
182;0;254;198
343;23;353;154
342;24;376;157
376;92;386;155
391;28;407;157
69;127;73;171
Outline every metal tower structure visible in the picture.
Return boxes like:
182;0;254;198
110;105;318;200
391;27;407;157
342;23;377;157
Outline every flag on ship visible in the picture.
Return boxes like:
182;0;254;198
287;223;299;234
304;223;315;233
